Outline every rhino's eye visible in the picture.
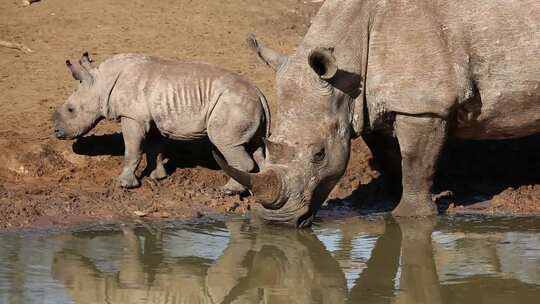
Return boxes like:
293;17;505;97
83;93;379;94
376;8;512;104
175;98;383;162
67;106;75;113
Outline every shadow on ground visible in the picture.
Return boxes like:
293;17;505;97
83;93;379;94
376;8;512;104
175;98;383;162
338;134;540;214
72;132;220;176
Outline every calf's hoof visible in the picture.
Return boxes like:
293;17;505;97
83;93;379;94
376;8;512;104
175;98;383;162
391;198;438;217
149;166;168;180
222;180;247;196
118;174;140;188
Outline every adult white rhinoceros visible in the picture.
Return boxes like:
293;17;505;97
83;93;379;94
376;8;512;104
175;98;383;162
214;0;540;227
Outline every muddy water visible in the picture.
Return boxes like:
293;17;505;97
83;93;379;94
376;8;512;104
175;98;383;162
0;216;539;304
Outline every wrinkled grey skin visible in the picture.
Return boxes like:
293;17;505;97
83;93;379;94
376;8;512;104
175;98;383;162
54;53;270;193
215;0;540;227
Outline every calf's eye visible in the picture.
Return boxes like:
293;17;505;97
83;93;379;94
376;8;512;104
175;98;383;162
311;146;326;162
67;106;74;113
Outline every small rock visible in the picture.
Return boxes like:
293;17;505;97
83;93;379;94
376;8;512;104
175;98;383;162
22;0;41;7
134;210;149;217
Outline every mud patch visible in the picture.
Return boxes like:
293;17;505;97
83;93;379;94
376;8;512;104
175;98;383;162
0;138;68;176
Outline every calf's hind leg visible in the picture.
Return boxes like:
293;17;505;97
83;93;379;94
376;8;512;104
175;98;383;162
118;117;146;188
144;134;168;180
207;95;262;195
214;145;255;195
392;115;447;217
150;152;168;180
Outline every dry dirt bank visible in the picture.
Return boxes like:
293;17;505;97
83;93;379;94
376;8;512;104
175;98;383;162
0;0;538;230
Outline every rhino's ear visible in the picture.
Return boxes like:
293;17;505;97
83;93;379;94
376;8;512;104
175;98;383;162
66;59;93;84
79;51;94;71
308;47;338;80
246;33;288;72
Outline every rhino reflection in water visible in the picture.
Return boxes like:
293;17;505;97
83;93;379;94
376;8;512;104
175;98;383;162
50;219;540;304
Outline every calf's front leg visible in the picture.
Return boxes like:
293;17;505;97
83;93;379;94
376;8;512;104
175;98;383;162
118;117;145;188
392;115;447;217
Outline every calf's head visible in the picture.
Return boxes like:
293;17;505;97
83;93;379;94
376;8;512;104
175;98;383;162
215;35;363;227
53;52;103;139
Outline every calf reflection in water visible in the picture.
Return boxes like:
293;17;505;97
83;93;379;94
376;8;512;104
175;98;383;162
51;218;539;304
51;221;347;304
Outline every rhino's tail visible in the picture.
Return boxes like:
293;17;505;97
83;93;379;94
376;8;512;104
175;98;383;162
258;89;271;138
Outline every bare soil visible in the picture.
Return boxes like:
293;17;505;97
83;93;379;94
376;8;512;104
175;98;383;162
0;0;538;230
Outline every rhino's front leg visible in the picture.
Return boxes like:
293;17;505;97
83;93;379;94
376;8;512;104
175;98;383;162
392;115;448;217
118;117;145;188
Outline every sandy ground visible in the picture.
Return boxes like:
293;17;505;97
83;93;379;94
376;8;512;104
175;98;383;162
0;0;538;230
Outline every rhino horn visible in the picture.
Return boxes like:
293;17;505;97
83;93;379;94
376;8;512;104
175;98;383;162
213;150;282;209
66;59;93;83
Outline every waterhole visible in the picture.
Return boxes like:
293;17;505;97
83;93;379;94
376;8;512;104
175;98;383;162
0;215;538;303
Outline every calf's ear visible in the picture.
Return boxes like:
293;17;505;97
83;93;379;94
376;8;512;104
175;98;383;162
66;60;93;84
79;52;94;71
246;33;288;72
308;47;338;80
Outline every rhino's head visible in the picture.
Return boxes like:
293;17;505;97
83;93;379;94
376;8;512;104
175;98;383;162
215;35;363;228
53;53;103;140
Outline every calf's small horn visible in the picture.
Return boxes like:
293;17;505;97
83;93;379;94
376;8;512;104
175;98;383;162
212;151;282;208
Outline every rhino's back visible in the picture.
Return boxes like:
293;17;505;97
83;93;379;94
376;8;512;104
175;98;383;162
106;54;255;140
437;0;540;138
356;0;540;138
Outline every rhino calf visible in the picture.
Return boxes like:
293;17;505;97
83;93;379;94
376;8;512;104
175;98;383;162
54;53;269;194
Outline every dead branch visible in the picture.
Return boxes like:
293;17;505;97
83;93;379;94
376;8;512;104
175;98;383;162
0;40;33;53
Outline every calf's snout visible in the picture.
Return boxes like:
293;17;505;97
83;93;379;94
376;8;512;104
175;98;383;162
54;128;66;139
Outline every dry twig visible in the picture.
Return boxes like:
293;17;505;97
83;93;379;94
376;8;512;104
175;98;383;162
0;40;33;53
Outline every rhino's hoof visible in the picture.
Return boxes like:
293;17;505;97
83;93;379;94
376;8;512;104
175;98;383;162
118;175;141;189
150;167;168;180
391;199;438;217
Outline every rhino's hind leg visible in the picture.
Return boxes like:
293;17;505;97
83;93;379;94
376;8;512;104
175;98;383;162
118;117;146;188
392;115;448;217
